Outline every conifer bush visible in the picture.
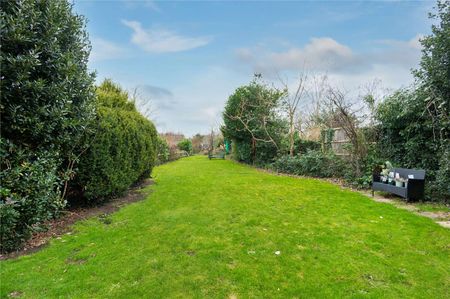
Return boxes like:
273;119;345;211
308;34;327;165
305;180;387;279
74;80;158;201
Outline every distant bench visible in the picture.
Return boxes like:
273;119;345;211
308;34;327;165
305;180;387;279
372;168;425;201
208;150;225;160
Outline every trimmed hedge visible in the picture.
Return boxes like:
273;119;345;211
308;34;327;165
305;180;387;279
272;150;348;178
73;80;157;201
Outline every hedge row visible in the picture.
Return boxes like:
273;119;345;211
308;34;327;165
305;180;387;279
0;0;158;252
73;80;158;201
272;150;347;179
1;0;96;252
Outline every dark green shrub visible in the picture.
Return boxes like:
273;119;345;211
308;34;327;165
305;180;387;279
0;0;95;155
426;143;450;202
272;155;304;175
374;2;449;202
177;139;193;155
73;80;157;201
272;150;348;178
222;78;286;165
156;136;170;165
296;139;321;154
0;0;95;252
279;132;321;156
0;139;63;252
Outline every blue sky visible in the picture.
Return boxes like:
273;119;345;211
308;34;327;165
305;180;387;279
74;0;434;136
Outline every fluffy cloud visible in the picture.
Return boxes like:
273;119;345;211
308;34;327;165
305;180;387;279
122;20;212;53
236;35;422;78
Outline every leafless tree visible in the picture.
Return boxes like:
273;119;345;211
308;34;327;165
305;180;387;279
326;85;367;176
303;73;330;130
359;78;384;127
130;87;158;120
279;72;308;156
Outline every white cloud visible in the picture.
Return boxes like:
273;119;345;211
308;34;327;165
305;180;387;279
235;35;423;89
122;20;212;53
236;37;364;74
90;37;126;62
269;37;358;72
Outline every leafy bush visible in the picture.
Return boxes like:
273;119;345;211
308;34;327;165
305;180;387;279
0;0;95;252
0;139;64;252
0;0;96;157
295;139;321;154
373;2;449;202
272;150;348;178
279;132;321;156
177;139;193;155
156;136;170;165
73;80;157;201
426;143;450;202
222;78;286;164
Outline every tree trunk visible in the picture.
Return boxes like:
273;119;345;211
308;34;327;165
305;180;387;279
251;138;256;164
289;130;294;157
289;114;295;157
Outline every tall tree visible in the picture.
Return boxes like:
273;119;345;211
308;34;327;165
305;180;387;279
280;73;308;157
413;0;449;145
222;76;285;164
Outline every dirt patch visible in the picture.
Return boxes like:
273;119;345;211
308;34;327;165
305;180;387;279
0;179;154;260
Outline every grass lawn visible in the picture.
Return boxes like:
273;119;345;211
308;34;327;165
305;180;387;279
1;156;449;298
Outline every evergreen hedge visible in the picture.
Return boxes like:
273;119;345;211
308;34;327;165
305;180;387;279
74;80;158;201
0;0;95;252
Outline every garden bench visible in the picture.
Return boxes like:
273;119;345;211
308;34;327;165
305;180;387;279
208;150;225;160
372;168;425;201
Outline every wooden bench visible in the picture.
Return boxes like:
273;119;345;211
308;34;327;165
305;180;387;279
372;168;425;201
208;150;225;160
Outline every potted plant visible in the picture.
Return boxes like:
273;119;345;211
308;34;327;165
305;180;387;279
395;177;407;187
380;161;393;184
388;175;394;185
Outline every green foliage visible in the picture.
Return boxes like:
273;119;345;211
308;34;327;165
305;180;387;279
413;1;450;125
279;132;321;156
376;88;448;201
371;3;449;201
73;80;157;201
222;78;286;164
0;0;95;252
156;136;170;165
0;0;96;153
272;150;348;178
320;129;335;152
177;139;193;155
0;139;64;252
426;143;450;201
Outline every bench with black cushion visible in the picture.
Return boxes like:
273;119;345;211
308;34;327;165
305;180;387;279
208;150;225;160
372;168;425;201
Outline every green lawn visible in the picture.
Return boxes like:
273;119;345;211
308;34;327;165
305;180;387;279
1;156;449;298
